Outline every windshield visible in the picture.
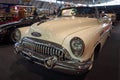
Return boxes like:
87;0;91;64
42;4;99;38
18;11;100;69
61;7;96;18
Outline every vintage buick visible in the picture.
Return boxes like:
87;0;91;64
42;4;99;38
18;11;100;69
15;7;112;74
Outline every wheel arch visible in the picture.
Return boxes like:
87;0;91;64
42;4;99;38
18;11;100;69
94;43;101;60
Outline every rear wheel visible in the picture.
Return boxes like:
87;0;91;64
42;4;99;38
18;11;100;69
10;29;21;43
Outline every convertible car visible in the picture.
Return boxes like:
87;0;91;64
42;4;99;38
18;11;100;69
15;7;112;74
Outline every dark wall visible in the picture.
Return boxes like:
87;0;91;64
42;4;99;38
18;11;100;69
0;0;19;4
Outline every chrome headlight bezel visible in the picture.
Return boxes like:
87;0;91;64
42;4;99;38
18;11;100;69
70;37;85;57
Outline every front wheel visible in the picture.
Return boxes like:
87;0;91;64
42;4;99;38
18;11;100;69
10;29;21;43
89;44;101;70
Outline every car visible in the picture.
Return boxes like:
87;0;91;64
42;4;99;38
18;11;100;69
0;16;19;25
0;5;40;43
15;7;112;74
0;16;36;43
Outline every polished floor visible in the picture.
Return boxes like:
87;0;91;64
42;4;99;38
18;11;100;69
0;23;120;80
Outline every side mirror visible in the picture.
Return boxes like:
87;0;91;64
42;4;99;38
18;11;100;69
102;16;109;23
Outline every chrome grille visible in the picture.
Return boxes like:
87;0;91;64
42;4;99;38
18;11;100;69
21;38;65;58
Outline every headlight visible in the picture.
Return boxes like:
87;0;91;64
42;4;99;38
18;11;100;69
70;37;84;57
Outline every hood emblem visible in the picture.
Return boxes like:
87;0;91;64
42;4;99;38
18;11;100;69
31;32;41;37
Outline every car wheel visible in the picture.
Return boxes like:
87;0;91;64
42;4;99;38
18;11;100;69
89;44;101;70
10;29;21;43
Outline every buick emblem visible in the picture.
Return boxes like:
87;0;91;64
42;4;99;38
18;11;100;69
31;32;41;37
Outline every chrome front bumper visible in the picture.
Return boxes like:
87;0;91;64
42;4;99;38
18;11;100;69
15;43;92;74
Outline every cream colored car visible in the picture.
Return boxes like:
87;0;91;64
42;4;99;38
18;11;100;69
15;7;112;74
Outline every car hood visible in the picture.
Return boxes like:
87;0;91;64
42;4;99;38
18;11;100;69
28;17;99;45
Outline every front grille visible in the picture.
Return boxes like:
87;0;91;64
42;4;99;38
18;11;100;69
21;37;65;58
